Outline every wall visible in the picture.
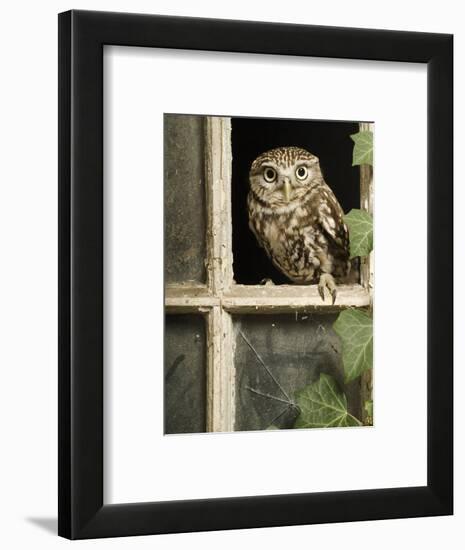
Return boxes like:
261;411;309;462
0;1;462;548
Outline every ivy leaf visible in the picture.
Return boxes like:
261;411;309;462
294;373;362;429
333;309;373;383
350;130;373;165
344;209;373;259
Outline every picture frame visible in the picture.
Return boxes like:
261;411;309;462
58;9;453;539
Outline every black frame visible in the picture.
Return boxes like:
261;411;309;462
59;10;453;539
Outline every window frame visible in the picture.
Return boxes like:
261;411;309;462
59;10;453;539
165;116;374;432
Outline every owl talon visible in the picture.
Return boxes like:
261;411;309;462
260;278;275;286
331;288;337;305
318;273;337;305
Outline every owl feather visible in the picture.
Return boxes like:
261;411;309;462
247;146;350;302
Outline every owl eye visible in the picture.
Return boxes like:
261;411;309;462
263;167;277;183
296;166;308;180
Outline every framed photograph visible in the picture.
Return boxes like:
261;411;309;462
59;10;453;539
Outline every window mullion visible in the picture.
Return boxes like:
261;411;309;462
205;117;233;294
359;121;373;425
359;121;374;301
205;116;235;432
206;307;235;432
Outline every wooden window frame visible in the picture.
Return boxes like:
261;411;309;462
165;116;373;432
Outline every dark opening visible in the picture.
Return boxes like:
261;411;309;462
231;117;361;285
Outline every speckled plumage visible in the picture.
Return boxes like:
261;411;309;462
247;146;350;300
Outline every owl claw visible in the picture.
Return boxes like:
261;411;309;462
331;288;337;305
318;273;337;305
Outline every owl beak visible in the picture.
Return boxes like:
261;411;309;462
283;179;292;202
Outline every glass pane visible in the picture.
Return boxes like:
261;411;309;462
234;314;361;431
164;314;206;434
164;114;206;284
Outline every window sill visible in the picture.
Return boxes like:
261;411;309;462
165;283;370;312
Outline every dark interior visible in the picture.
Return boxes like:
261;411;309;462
231;117;361;285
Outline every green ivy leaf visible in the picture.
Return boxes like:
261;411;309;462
344;209;373;259
333;309;373;383
350;130;373;166
294;373;362;429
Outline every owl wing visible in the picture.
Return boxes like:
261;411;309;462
248;218;262;248
316;184;350;256
247;192;266;250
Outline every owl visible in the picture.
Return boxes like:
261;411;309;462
247;146;350;304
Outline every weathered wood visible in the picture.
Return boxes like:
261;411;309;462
206;307;235;432
204;117;235;431
222;284;370;312
361;368;373;426
359;121;374;423
359;121;374;301
204;117;233;294
218;119;233;292
219;309;235;432
165;285;218;312
166;283;370;312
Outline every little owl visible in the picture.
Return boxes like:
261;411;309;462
247;146;350;303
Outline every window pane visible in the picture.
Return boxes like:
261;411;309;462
165;314;206;434
234;314;361;431
164;114;206;284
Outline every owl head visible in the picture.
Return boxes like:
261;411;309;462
249;146;322;208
